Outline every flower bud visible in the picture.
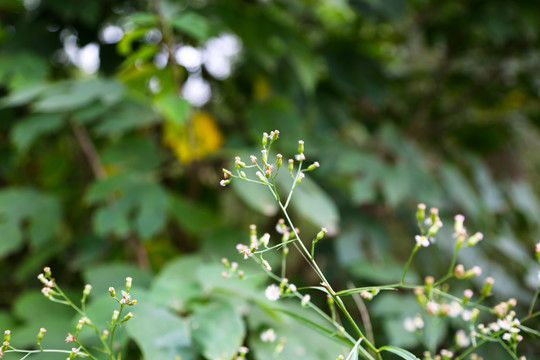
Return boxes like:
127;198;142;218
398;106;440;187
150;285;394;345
276;154;283;168
37;328;46;344
220;179;231;187
3;330;10;344
109;287;116;298
481;277;494;298
250;155;257;164
316;228;327;241
462;289;473;305
301;294;311;307
43;267;51;278
261;150;268;163
425;276;434;295
121;312;133;324
271;130;279;141
288;159;294;172
240;171;247;179
306;162;320;171
262;132;268;146
467;232;483;247
111;310;120;323
296;172;305;184
125;277;132;292
256;171;266;182
298;140;304;154
416;203;426;224
260;233;270;247
83;284;92;297
222;168;233;178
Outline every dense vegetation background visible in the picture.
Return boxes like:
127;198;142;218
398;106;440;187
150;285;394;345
1;0;540;358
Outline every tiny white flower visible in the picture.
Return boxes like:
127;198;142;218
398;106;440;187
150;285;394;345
260;328;277;343
502;332;512;341
265;284;281;301
455;329;470;348
415;235;430;247
413;314;424;329
403;317;416;332
448;301;463;318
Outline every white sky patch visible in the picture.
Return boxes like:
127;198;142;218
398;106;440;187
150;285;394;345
182;75;211;107
100;25;124;44
175;45;202;72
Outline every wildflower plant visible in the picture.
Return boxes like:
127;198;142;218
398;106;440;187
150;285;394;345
221;130;540;360
1;268;136;360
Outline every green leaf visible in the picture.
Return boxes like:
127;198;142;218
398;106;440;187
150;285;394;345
0;188;61;257
0;83;47;108
154;93;190;125
93;100;158;137
169;195;220;236
345;337;363;360
126;304;194;360
170;12;211;41
33;80;102;112
378;345;420;360
150;255;204;312
232;173;278;216
286;176;340;235
88;176;170;239
191;302;246;359
381;163;410;208
11;113;64;152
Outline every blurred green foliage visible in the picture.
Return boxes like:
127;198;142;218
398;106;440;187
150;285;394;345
1;0;540;358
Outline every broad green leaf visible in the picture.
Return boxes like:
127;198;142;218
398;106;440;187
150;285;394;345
378;345;420;360
11;113;64;152
126;304;194;360
191;302;246;359
33;80;103;112
0;83;47;107
440;165;480;218
100;136;163;174
150;255;204;312
381;163;410;208
93;100;158;137
169;195;219;236
125;12;158;26
286;176;340;235
154;93;190;125
88;177;169;239
0;188;61;256
0;52;48;90
231;174;278;216
170;12;211;41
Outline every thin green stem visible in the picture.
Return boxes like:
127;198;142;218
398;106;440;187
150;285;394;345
400;246;419;285
528;287;540;317
434;241;462;287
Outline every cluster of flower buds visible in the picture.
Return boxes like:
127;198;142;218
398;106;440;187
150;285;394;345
221;258;244;279
109;277;137;308
0;330;11;358
476;309;522;344
453;214;484;247
360;288;379;301
38;267;56;299
454;264;482;279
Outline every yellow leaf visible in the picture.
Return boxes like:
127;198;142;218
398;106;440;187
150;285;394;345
162;111;223;164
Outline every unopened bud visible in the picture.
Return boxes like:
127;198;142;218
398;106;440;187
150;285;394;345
109;287;116;298
288;159;294;172
467;232;483;247
43;267;51;278
296;172;305;184
256;171;266;182
126;277;132;292
83;284;92;297
111;310;120;323
306;162;320;171
454;264;466;278
220;179;231;187
481;277;494;298
271;130;279;141
463;289;473;305
298;140;304;154
262;132;268;146
276;154;283;168
250;155;257;164
3;330;10;343
222;168;233;178
37;328;46;343
416;203;426;224
261;150;268;163
425;276;434;294
121;312;133;323
316;228;327;241
240;171;247;179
